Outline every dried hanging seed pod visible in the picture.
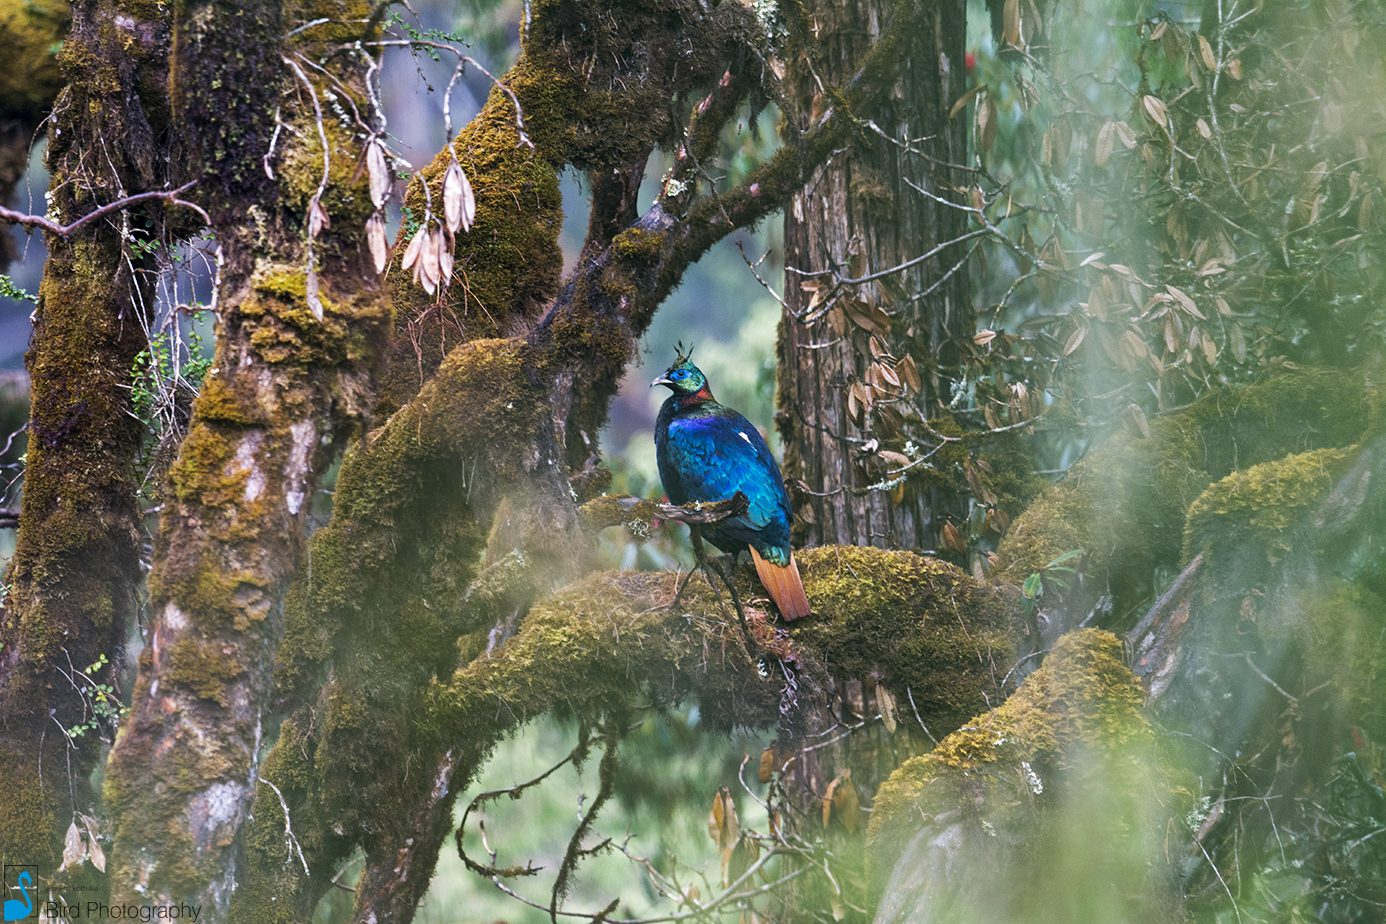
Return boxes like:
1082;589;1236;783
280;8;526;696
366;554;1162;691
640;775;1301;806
443;157;476;234
367;140;391;209
366;213;388;275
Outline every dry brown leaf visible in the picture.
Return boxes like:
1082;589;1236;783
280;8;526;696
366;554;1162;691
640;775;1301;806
844;298;891;337
1201;328;1218;364
60;819;85;871
1114;120;1138;149
422;227;446;295
1197;34;1216;71
949;84;986;119
402;225;426;271
1196;117;1212;139
943;521;966;554
1143;95;1170;132
306;266;324;321
1095;120;1116;168
443;160;465;234
876;362;901;390
896;354;922;394
829;770;860;834
978;94;999;154
81;814;106;873
443;159;476;234
876;682;898;734
1063;325;1087;355
878;450;911;470
708;787;740;851
438;236;455;290
1167;285;1205;319
308;195;330;239
1002;0;1021;46
758;748;777;784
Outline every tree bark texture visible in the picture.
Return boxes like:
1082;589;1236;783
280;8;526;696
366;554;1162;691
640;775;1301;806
0;0;172;884
102;4;390;915
778;0;971;552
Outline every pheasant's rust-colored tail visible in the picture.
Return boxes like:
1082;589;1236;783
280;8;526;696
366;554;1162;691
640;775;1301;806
749;546;811;620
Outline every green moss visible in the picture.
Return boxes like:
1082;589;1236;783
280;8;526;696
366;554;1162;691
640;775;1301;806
166;637;244;705
612;227;667;263
792;545;1018;732
1292;580;1386;731
1183;446;1352;568
0;746;58;866
0;0;69;124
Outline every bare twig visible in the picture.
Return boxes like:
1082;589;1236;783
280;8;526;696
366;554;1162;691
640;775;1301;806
0;182;205;239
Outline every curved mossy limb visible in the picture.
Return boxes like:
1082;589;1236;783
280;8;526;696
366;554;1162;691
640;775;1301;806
378;0;770;415
1138;429;1386;919
246;544;1015;922
866;629;1181;923
995;368;1372;625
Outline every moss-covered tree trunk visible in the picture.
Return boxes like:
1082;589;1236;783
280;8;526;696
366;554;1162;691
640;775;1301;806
768;0;972;897
102;2;390;915
777;0;971;553
0;0;172;883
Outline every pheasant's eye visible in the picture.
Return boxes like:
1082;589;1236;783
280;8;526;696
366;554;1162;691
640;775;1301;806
672;369;689;380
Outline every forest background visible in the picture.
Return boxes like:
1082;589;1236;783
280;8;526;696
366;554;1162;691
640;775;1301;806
1;0;1384;923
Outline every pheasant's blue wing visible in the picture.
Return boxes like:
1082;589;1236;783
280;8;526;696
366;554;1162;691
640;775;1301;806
657;407;792;562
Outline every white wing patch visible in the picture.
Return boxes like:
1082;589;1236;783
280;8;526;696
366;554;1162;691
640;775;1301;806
739;431;753;445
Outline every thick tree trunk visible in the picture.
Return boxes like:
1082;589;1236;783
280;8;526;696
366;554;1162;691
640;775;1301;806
0;0;170;885
102;4;390;916
778;0;971;552
772;2;972;909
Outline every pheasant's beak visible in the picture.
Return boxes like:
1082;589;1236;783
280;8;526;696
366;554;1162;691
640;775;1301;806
651;373;673;388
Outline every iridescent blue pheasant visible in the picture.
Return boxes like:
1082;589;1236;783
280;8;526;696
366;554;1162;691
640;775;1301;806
653;348;810;620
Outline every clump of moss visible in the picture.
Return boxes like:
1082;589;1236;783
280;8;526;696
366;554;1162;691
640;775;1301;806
1293;580;1386;733
1184;445;1352;572
792;545;1018;735
866;630;1176;920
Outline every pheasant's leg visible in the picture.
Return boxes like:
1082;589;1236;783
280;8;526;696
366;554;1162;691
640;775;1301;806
690;529;754;650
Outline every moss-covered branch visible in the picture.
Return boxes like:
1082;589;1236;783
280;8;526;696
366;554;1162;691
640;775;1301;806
240;545;1014;923
995;368;1372;634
